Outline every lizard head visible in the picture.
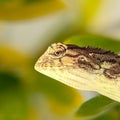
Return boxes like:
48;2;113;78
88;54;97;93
34;42;67;68
34;42;99;90
34;42;82;71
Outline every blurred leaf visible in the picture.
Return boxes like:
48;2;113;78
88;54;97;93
75;95;119;119
64;35;120;53
93;105;120;120
80;0;101;27
0;45;38;86
0;0;65;20
34;72;83;116
24;0;49;4
0;71;21;90
0;71;28;120
0;0;8;4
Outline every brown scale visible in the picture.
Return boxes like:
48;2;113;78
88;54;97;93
66;44;120;79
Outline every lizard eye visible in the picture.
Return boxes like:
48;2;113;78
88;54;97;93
55;50;63;56
48;42;67;58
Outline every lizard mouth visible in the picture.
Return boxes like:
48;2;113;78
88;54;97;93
34;57;98;91
34;61;48;71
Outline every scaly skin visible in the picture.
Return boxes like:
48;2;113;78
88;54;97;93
34;43;120;102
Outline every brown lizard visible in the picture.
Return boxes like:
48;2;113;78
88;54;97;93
34;42;120;102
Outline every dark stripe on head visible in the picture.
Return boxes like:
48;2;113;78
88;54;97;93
66;44;81;50
66;44;118;56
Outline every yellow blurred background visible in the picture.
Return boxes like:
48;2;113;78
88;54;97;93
0;0;120;120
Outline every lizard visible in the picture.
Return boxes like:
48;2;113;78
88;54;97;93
34;42;120;102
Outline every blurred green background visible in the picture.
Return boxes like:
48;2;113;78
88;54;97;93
0;0;120;120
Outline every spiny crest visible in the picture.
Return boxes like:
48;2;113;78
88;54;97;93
66;44;118;57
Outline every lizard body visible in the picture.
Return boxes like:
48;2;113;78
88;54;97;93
34;43;120;102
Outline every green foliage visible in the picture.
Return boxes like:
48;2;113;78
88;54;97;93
64;35;120;53
75;95;119;119
24;0;49;4
93;107;120;120
0;72;28;120
35;72;80;105
0;0;8;4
